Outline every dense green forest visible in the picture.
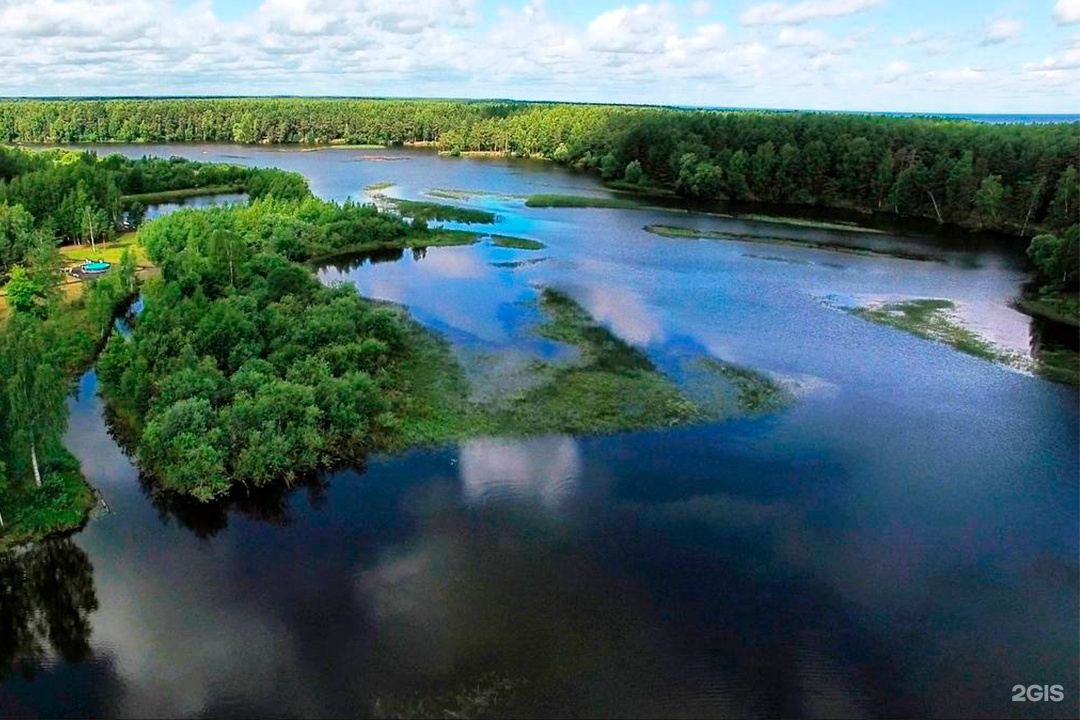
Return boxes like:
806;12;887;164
1;98;1077;239
0;144;307;278
94;198;465;500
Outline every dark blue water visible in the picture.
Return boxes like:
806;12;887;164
1;146;1076;719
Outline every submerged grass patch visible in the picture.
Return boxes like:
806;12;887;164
525;194;643;209
688;358;794;415
849;298;1022;366
397;288;711;443
645;224;938;262
427;188;527;201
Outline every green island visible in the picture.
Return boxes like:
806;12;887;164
644;224;941;262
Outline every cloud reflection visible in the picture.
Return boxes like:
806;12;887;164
458;436;582;511
584;285;665;345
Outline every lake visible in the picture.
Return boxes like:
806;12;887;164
1;145;1076;718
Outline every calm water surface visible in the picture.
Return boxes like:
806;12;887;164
0;145;1076;719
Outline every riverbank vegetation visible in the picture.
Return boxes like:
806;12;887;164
0;236;138;549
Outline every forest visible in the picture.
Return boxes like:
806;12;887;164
95;197;510;500
0;98;1076;240
0;144;307;278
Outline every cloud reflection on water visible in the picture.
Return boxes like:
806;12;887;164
458;435;582;511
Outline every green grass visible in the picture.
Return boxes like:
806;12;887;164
391;199;496;224
0;448;97;551
524;194;643;209
121;185;245;204
59;231;148;266
488;235;545;250
850;298;1021;365
364;181;395;191
1033;347;1080;386
645;224;938;262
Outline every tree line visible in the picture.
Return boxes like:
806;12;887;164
0;99;1076;238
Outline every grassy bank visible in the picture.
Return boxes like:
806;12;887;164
1016;293;1080;327
646;224;939;262
0;450;96;551
121;184;245;204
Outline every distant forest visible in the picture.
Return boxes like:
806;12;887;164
0;98;1077;240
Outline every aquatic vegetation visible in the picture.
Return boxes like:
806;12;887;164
525;194;643;209
848;298;1025;367
645;224;940;262
687;357;794;416
364;181;395;191
426;188;526;201
487;235;545;250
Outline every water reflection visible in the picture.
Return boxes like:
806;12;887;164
138;472;330;540
0;540;98;679
458;436;582;511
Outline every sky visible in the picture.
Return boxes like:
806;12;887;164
1;0;1079;113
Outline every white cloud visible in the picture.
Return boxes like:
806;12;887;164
777;27;831;49
0;0;1073;112
882;60;909;83
981;17;1021;46
1053;0;1080;25
586;4;675;54
740;0;883;26
1023;48;1080;72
